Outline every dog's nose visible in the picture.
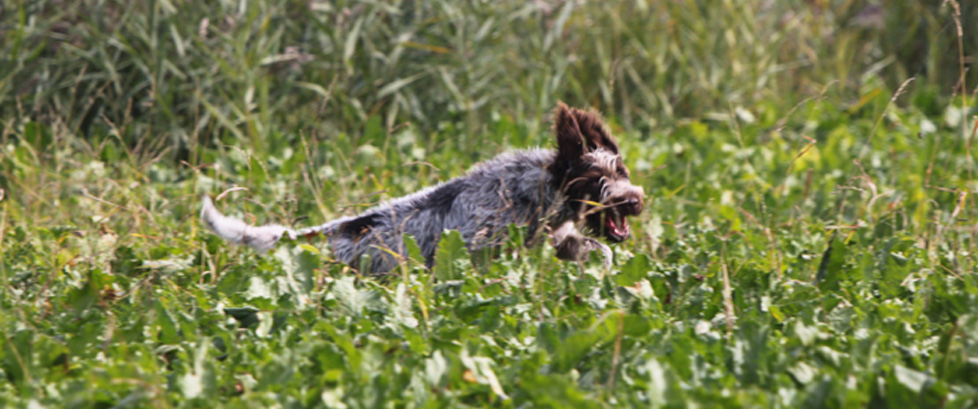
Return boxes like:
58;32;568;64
614;195;643;215
626;197;643;215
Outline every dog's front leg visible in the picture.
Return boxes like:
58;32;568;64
552;221;612;268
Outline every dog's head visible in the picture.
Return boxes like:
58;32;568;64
549;103;644;242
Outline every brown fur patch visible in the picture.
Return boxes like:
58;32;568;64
550;103;619;187
551;102;619;165
549;103;620;193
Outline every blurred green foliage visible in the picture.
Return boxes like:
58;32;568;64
2;0;976;153
2;0;978;408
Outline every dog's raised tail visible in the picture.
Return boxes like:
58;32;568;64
200;195;290;252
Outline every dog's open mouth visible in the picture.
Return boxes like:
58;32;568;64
604;208;629;242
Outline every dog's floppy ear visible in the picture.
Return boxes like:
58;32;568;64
554;102;586;162
554;103;619;160
574;107;619;155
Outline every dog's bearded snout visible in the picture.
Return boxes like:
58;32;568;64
598;183;643;242
613;189;644;216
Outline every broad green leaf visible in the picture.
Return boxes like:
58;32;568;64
618;254;651;286
816;238;848;291
434;230;469;281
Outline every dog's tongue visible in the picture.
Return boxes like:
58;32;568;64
606;214;628;238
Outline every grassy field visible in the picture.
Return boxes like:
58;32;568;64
2;0;978;407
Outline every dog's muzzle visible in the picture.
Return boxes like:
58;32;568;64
603;185;644;242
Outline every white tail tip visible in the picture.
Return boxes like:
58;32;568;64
200;195;288;252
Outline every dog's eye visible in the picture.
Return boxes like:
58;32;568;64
614;157;628;178
591;179;605;193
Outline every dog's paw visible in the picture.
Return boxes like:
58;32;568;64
555;235;585;261
583;238;613;269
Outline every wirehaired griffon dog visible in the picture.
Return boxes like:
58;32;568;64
201;104;644;273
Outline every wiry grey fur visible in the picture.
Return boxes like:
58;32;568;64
202;104;644;274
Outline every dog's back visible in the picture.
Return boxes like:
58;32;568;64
324;149;557;272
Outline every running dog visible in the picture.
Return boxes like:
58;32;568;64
201;103;644;273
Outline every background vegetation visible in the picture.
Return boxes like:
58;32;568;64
2;0;977;407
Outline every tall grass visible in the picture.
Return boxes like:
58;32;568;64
2;0;975;154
